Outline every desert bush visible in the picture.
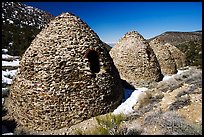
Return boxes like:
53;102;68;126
168;95;191;111
144;108;163;125
156;78;182;93
161;111;202;135
176;84;199;98
75;113;126;135
118;124;143;135
144;110;202;135
95;113;126;135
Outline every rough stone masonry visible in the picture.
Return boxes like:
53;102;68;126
110;31;163;88
5;12;123;132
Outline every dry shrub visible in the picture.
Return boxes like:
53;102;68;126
144;110;202;135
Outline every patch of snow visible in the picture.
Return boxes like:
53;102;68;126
25;6;34;10
162;75;173;81
2;132;14;135
198;51;202;55
162;69;189;81
2;60;20;67
177;69;188;75
2;54;18;60
2;69;17;78
113;67;191;116
113;87;148;115
2;98;4;105
2;75;13;85
2;49;8;54
8;19;14;24
9;42;13;46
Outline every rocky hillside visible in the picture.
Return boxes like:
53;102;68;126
147;31;202;45
2;2;55;56
175;40;202;68
147;31;202;68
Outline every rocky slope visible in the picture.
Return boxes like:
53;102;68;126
2;2;55;56
147;31;202;68
147;31;202;45
2;2;54;28
175;40;202;68
2;49;20;135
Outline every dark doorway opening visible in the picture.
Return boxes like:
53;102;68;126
86;50;100;73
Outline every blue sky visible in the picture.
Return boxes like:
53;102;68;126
23;2;202;43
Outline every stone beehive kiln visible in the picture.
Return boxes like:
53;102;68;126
149;39;178;75
164;43;187;69
109;31;163;88
5;12;123;132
